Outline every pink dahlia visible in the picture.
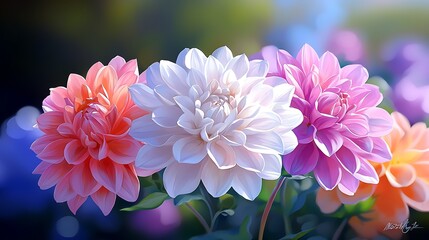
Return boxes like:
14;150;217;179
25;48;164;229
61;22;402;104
254;44;393;195
130;46;303;200
31;56;154;215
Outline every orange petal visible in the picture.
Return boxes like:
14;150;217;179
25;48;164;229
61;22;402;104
316;188;341;214
386;164;417;188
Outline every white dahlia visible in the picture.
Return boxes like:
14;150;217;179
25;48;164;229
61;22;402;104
130;46;303;200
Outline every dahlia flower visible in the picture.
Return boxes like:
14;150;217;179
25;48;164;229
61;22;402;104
31;56;154;215
254;44;393;195
317;112;429;239
130;46;303;200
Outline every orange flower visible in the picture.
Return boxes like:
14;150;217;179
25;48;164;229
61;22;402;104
317;112;429;239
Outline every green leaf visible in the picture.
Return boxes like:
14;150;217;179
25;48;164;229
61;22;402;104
279;228;314;240
286;175;312;180
174;193;204;206
121;192;169;211
219;194;236;210
139;176;155;188
220;209;235;216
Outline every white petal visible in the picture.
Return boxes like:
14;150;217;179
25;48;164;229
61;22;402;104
245;131;284;154
225;54;249;79
205;56;224;84
201;160;233;198
130;115;184;146
207;140;236;169
234;146;265;172
163;162;202;198
185;48;207;73
174;95;195;115
275;106;303;132
146;62;163;88
247;60;268;78
212;46;233;66
173;136;207;164
159;60;188;94
272;83;295;106
176;48;190;69
129;83;162;110
186;69;208;89
257;154;282;180
232;168;262;200
277;130;299;155
152;106;182;128
135;145;174;170
154;85;177;105
246;111;282;132
223;130;246;146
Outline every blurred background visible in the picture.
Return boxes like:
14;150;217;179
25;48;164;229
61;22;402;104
1;0;429;239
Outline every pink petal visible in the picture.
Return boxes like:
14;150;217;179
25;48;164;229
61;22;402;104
66;74;86;100
163;162;203;198
108;138;140;164
340;64;368;87
86;62;104;89
118;59;138;77
37;138;70;164
207;140;236;169
117;165;140;202
341;114;369;137
69;162;100;197
108;56;127;74
318;52;340;88
67;195;88;215
31;134;62;154
201;160;233;197
314;129;343;157
37;111;64;134
94;66;117;95
314;156;342;190
354;159;379;184
386;164;417;188
364;108;393;137
366;137;392;163
38;161;71;190
54;175;76;203
32;161;51;174
91;187;116;216
335;147;360;174
64;139;89;164
90;159;122;193
296;44;319;75
283;143;319;175
337;169;359;196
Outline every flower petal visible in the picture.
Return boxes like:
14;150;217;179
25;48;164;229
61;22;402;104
108;138;141;164
38;161;71;190
91;187;116;216
234;146;264;172
67;195;87;215
283;143;319;175
314;129;343;157
129;83;163;110
201;160;233;197
212;46;233;66
354;159;379;184
316;189;341;214
314;156;342;190
64;139;89;165
173;136;207;164
207;140;236;169
364;108;393;137
386;164;417;188
135;145;174;170
257;154;282;180
163;162;202;198
117;165;140;202
231;168;262;200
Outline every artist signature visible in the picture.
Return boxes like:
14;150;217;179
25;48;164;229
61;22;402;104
383;219;423;233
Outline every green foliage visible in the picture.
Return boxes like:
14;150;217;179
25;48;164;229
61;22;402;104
190;216;252;240
121;192;169;211
174;193;204;206
219;194;237;211
330;197;376;218
279;228;314;240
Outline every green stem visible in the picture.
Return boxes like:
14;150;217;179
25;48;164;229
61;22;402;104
258;176;286;240
185;202;211;233
280;178;292;235
332;218;348;240
199;187;214;220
